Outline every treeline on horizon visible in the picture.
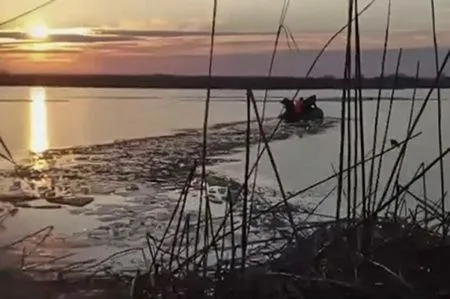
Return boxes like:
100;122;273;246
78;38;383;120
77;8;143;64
0;72;449;89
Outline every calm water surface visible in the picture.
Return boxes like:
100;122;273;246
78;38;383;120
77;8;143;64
1;86;449;191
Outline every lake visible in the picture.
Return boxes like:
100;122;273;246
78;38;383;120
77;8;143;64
0;86;449;268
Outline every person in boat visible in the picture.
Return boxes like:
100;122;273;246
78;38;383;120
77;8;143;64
280;94;324;124
279;97;296;122
280;97;307;120
280;97;295;113
294;97;305;116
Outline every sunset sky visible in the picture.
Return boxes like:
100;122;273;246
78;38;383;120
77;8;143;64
1;0;450;75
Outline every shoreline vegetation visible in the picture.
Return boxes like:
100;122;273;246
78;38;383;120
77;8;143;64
0;73;450;89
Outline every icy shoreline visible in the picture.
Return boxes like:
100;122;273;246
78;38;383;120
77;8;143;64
0;117;338;270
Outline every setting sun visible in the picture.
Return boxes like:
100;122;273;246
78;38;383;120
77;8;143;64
27;24;50;39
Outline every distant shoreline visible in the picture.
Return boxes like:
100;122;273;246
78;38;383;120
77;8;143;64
0;74;449;90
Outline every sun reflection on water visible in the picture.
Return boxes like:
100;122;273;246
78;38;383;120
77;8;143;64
30;87;49;155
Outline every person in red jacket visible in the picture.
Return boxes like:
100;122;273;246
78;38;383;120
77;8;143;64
294;97;304;116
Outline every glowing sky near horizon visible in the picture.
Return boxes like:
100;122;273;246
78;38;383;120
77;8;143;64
1;0;450;74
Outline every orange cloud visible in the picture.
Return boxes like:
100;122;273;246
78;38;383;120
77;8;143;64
1;28;449;74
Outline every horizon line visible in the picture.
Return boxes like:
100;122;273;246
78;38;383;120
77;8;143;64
0;73;447;79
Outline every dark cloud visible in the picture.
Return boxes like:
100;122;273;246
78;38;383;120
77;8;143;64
0;31;27;39
47;34;139;43
0;29;274;46
0;31;140;43
95;29;275;38
0;47;80;54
